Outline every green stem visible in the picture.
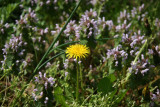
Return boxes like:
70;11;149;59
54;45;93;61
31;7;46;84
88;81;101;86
12;0;82;105
0;73;7;81
97;1;106;18
76;60;79;102
80;63;83;90
79;61;84;98
0;82;20;106
121;39;148;85
81;88;98;106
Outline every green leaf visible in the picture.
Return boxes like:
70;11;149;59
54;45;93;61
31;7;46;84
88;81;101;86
64;87;74;100
80;39;88;45
0;3;19;21
98;74;116;95
107;74;116;82
108;89;117;101
5;54;14;68
114;36;121;47
54;87;68;107
108;57;115;74
115;89;128;103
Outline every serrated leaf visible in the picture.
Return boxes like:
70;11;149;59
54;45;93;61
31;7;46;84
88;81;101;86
0;3;19;21
108;57;115;74
80;39;88;45
6;54;14;68
54;87;68;107
65;87;74;100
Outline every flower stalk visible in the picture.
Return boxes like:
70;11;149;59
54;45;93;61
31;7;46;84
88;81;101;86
76;60;79;101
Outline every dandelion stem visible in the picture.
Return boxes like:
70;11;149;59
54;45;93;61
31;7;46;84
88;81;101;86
76;60;79;102
80;63;83;90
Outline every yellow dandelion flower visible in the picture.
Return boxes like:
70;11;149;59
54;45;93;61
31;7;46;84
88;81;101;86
66;44;90;60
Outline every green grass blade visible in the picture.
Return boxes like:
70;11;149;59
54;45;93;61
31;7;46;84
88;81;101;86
38;52;65;70
49;41;79;54
96;38;118;41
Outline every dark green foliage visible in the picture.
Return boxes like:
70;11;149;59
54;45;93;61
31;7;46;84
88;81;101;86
98;74;116;95
54;87;68;107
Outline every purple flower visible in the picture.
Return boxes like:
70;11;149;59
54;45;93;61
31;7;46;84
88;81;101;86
39;72;42;78
65;72;68;77
115;61;118;66
48;77;55;86
141;69;149;75
44;97;49;104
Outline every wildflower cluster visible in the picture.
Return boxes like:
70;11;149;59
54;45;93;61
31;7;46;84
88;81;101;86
129;54;154;75
51;9;112;42
1;0;160;106
33;72;55;104
106;45;128;67
102;4;155;76
0;21;10;34
151;89;160;101
1;34;27;70
64;20;81;39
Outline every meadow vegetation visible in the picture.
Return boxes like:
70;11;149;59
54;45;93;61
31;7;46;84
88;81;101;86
0;0;160;106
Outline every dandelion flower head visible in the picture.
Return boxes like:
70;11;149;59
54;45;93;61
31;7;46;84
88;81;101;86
66;44;90;60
